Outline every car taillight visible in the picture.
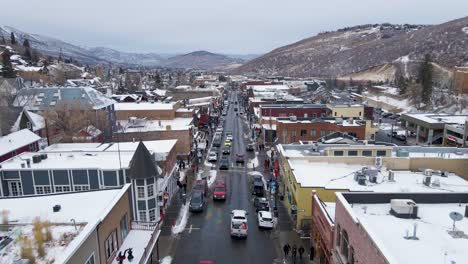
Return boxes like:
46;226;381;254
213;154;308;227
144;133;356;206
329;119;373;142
230;229;233;235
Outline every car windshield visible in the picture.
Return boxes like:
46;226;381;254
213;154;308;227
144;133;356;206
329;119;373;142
191;195;202;203
214;187;225;192
262;217;272;222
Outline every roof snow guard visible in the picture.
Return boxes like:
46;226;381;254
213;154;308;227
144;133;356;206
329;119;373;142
127;141;161;179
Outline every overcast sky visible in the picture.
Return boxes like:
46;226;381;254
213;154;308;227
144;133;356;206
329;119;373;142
2;0;467;54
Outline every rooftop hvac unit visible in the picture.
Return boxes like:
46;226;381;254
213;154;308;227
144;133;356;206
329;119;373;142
432;178;441;187
354;172;367;185
423;176;432;186
424;169;433;176
388;170;395;181
53;205;61;212
40;154;48;160
375;157;383;167
390;199;418;219
32;155;41;163
289;115;297;121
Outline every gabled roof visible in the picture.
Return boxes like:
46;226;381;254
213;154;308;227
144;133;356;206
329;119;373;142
127;141;161;179
0;129;41;157
11;109;45;133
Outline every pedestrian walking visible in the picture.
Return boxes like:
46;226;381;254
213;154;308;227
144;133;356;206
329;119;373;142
206;139;209;146
283;243;290;257
298;246;304;260
310;246;315;261
292;244;297;260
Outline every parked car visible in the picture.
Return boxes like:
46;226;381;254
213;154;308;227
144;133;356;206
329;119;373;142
213;181;227;200
252;175;263;186
246;143;255;152
235;154;245;164
222;112;227;116
252;181;265;197
211;146;219;153
226;134;233;141
193;179;208;196
234;108;238;112
257;211;274;229
254;197;270;212
208;151;218;162
224;140;232;147
395;134;407;141
387;131;398;137
189;192;205;212
219;157;230;170
230;210;248;238
222;147;231;155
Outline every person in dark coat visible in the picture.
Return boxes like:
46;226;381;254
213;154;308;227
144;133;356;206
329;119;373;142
298;246;305;259
292;244;297;260
283;243;290;257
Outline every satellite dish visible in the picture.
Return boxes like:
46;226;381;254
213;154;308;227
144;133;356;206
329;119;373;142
449;211;463;232
450;212;463;221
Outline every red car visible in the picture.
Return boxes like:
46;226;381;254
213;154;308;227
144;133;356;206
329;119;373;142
213;181;226;200
193;179;208;196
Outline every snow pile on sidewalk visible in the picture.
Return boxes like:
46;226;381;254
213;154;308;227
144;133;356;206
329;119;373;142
172;203;190;235
161;256;172;264
247;156;259;168
207;170;218;187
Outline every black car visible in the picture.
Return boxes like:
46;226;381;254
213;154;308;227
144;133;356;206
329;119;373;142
189;192;205;212
234;108;238;112
222;147;231;155
219;157;230;170
246;143;255;152
252;181;265;197
395;134;407;141
254;197;270;212
235;154;245;164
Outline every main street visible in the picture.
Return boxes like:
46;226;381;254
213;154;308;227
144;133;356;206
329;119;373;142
172;90;281;263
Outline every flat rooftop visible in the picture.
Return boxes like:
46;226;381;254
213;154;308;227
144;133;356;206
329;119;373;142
116;118;193;132
260;104;327;109
114;102;176;111
288;160;468;191
403;113;468;125
276;117;364;126
0;185;130;264
348;200;468;264
1;151;133;170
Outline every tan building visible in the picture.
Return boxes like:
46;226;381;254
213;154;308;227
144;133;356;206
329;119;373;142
327;104;364;119
454;66;468;94
0;185;161;264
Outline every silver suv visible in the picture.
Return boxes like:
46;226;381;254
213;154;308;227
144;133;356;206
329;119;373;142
230;210;248;238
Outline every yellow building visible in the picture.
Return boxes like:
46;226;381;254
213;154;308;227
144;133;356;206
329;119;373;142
277;144;468;230
327;104;364;119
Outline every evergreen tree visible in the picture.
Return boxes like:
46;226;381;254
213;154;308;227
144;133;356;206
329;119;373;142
23;39;32;61
397;75;408;95
10;32;16;45
356;84;364;94
1;50;16;78
418;54;433;107
0;36;5;45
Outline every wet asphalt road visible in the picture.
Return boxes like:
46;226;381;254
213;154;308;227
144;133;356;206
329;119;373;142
173;91;278;263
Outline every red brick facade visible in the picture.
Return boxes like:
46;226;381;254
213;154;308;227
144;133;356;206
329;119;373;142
260;105;330;118
276;120;366;144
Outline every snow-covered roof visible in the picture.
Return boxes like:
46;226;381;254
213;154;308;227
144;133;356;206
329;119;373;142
187;96;213;104
116;118;193;133
248;84;290;92
0;185;131;264
111;229;160;264
13;86;115;110
288;160;468;191
0;129;41;157
403;113;468;125
345;199;468;264
1;151;134;170
114;102;176;111
11;109;45;133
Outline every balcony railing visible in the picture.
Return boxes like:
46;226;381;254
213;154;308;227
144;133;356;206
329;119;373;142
130;221;161;264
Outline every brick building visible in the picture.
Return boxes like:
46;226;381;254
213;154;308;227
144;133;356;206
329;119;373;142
276;117;367;144
260;104;330;119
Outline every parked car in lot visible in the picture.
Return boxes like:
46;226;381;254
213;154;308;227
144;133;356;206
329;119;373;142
222;147;230;155
219;157;230;170
235;154;245;164
257;211;274;229
190;192;205;212
230;210;248;238
254;197;270;212
208;151;217;162
193;179;208;196
213;181;227;200
246;143;255;152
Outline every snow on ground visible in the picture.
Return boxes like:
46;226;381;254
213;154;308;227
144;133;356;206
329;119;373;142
161;256;173;264
207;170;218;187
172;203;190;235
366;93;414;112
247;156;259;168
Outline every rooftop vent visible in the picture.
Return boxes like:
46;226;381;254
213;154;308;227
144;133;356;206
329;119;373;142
388;170;395;182
465;206;468;218
53;205;61;212
424;169;433;176
423;176;431;186
390;199;418;219
289;115;297;121
32;155;41;164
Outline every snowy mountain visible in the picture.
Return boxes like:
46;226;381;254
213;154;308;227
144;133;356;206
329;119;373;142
161;50;244;70
0;26;249;68
234;16;468;81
